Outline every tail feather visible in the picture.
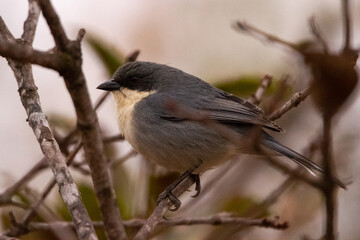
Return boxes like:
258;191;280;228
262;134;346;189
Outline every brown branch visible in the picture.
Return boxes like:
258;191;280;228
233;21;300;52
268;87;311;121
342;0;351;51
308;17;329;53
28;215;288;231
22;0;40;44
125;49;140;62
102;134;125;143
0;5;97;240
322;116;337;240
37;0;69;51
133;176;195;240
247;74;272;105
0;38;63;70
0;84;116;207
36;1;128;239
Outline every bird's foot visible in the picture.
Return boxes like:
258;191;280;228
157;171;201;211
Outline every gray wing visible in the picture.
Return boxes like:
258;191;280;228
158;88;283;132
203;93;283;132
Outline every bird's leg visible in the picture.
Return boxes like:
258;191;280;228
191;174;201;197
157;165;201;211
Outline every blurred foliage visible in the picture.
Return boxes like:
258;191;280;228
147;172;180;213
86;34;125;76
222;195;269;217
47;113;75;134
215;76;285;98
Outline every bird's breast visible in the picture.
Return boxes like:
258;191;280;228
112;89;154;146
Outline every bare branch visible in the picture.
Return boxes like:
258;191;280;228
21;141;83;228
0;38;63;71
268;87;311;121
308;16;329;53
35;1;128;239
28;215;288;231
102;134;125;143
322;116;337;240
0;8;98;240
233;21;300;52
125;49;140;62
37;0;70;51
342;0;351;51
22;0;40;44
248;74;272;105
133;177;196;240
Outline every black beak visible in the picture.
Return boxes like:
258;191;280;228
97;80;121;91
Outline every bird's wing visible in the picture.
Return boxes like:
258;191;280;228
158;90;283;132
202;96;283;132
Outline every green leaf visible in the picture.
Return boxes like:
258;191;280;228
86;34;125;76
215;75;281;98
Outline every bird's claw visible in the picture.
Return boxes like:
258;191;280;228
191;174;201;197
156;172;201;211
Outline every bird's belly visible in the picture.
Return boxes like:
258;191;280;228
131;120;241;173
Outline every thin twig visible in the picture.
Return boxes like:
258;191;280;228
322;116;337;240
102;134;125;143
37;0;69;51
233;21;300;52
268;87;311;121
28;214;288;231
342;0;351;51
248;74;272;105
308;16;329;53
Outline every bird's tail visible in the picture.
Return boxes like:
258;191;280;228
262;134;346;189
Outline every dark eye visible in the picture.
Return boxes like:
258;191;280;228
125;75;153;92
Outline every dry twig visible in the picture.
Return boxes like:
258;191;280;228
0;2;97;239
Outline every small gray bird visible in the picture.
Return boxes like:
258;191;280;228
97;61;343;208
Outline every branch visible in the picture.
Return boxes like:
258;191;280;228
322;116;337;240
268;87;311;121
22;0;40;44
308;17;329;53
28;215;288;231
342;0;351;51
233;21;300;52
0;4;97;240
0;37;63;70
133;177;196;240
0;86;118;207
22;141;83;228
36;1;128;239
247;74;272;105
37;0;69;51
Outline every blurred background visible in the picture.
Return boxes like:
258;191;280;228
0;0;360;239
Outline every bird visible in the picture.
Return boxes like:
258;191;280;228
97;61;344;209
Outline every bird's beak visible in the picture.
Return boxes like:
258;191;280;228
97;80;121;91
